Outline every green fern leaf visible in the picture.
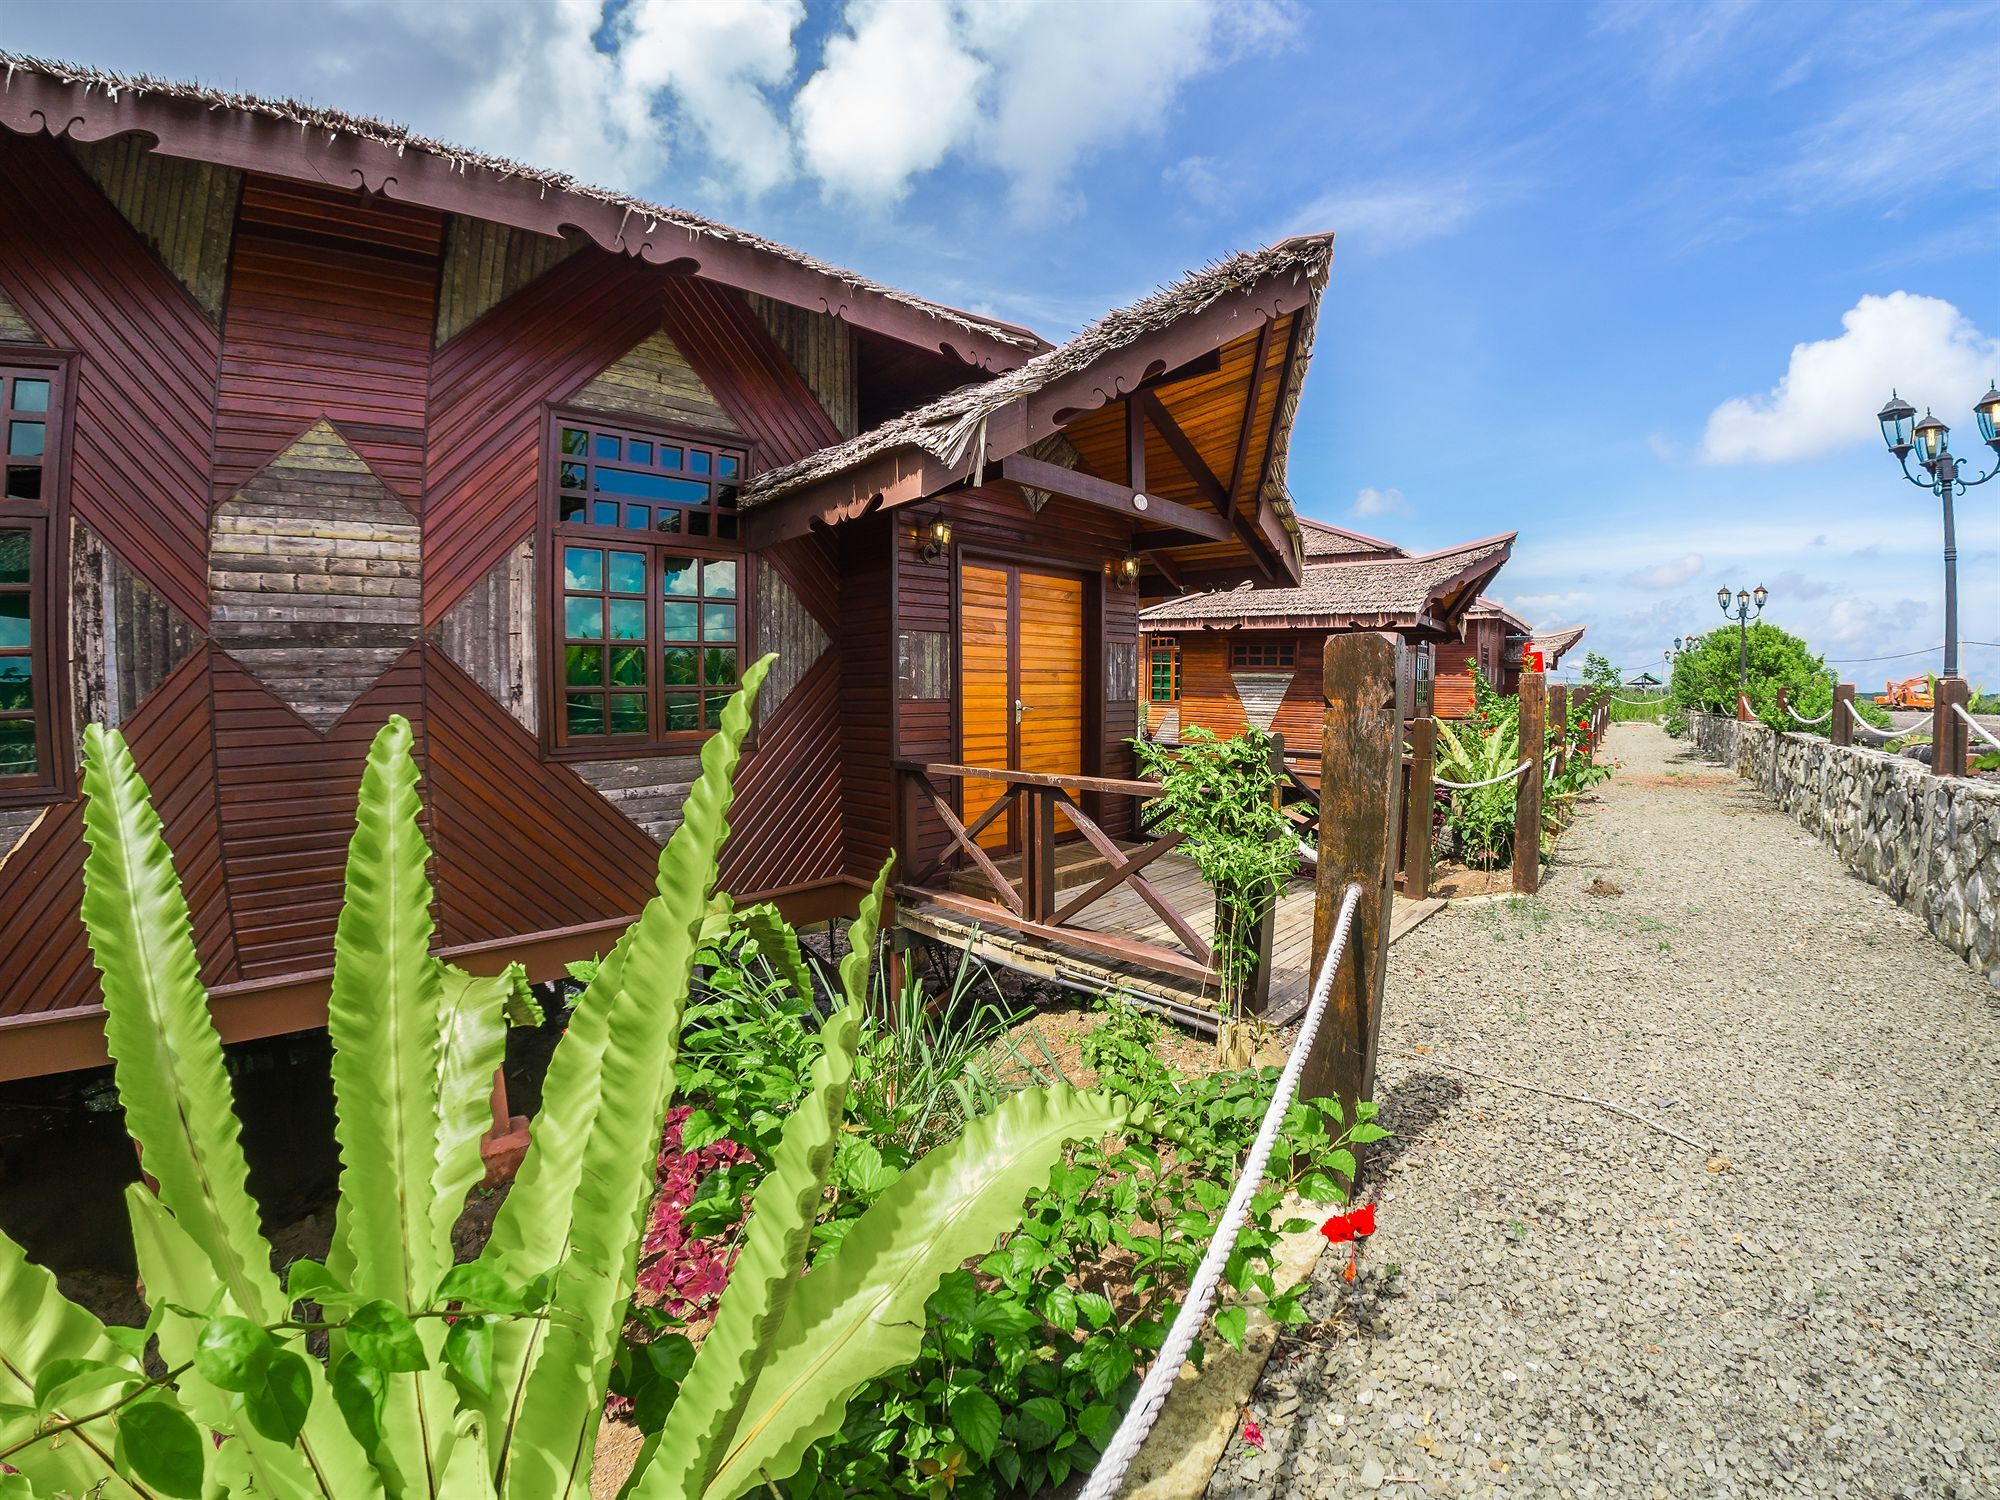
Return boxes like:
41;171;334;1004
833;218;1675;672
0;1225;148;1498
126;1187;382;1500
430;964;515;1257
701;1084;1129;1500
79;724;280;1325
724;902;816;1010
629;858;892;1500
497;657;772;1500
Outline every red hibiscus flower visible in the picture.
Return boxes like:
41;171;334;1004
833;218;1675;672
1241;1413;1265;1450
1320;1204;1377;1244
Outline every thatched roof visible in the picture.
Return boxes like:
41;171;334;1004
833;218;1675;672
1527;624;1588;665
1299;517;1404;559
1141;531;1513;638
740;234;1335;514
0;52;1044;357
1466;595;1533;634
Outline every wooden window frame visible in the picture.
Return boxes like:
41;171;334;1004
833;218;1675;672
0;353;77;807
539;408;757;761
1147;635;1180;704
1228;638;1295;671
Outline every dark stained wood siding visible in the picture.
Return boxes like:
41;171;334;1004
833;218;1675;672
841;514;895;877
209;649;425;980
720;650;846;892
0;649;234;1019
0;136;219;623
424;250;663;623
214;177;442;508
425;649;659;946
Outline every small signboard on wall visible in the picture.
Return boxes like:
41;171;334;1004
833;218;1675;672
1524;647;1546;673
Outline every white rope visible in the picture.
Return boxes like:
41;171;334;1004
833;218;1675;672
1609;695;1668;707
1078;882;1364;1500
1952;703;2000;754
1852;720;1930;746
1434;759;1530;790
1785;705;1833;725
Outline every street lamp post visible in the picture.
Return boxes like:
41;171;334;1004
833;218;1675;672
1716;587;1767;698
1876;385;2000;679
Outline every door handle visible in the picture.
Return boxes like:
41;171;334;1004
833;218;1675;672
1015;698;1034;724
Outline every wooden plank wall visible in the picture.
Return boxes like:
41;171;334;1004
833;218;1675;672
0;649;235;1018
0;136;219;624
210;650;425;980
215;178;441;507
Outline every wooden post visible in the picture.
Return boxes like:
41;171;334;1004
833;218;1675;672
1022;788;1058;921
1512;672;1545;895
1777;685;1789;724
1934;676;1971;778
1239;734;1284;1017
1302;634;1401;1118
1402;716;1434;900
1833;683;1855;747
1548;685;1569;777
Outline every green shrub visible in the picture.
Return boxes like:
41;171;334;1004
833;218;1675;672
0;657;1125;1500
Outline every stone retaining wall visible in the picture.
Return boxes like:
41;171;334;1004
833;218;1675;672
1682;712;1998;984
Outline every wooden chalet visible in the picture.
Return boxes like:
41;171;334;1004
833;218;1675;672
1140;518;1514;746
1435;598;1587;717
0;55;1329;1076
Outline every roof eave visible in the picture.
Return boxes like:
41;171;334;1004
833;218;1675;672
0;60;1046;372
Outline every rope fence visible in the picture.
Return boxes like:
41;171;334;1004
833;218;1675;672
1785;705;1833;725
1079;880;1365;1500
1433;759;1530;791
1953;703;2000;755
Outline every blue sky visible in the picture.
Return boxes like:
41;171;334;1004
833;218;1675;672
6;0;1998;684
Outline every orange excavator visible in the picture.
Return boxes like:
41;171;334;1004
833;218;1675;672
1875;676;1934;710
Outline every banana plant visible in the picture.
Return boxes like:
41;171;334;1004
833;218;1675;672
0;653;1126;1500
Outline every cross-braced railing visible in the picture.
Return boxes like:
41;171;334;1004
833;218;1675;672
894;760;1218;983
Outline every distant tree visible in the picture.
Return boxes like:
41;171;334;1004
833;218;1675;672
1667;622;1885;735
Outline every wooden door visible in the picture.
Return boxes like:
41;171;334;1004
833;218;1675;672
959;562;1085;850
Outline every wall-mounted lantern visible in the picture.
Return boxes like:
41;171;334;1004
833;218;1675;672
921;515;952;562
1112;554;1141;590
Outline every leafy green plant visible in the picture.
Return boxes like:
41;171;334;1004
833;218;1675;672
1434;707;1520;867
1130;726;1296;1025
786;1027;1382;1499
0;656;1126;1500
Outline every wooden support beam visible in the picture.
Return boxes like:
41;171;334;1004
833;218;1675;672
1513;672;1546;895
1144;549;1184;591
1134;390;1280;582
1303;634;1401;1120
1126;395;1146;493
1833;683;1855;747
1403;716;1434;901
997;454;1232;541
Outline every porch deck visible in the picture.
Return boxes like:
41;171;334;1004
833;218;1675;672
900;853;1442;1029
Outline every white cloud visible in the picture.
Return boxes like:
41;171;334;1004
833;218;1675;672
623;0;803;197
1782;39;2000;210
793;0;986;204
793;0;1292;214
1621;553;1705;589
1289;179;1483;255
1163;155;1228;213
451;0;662;189
1701;292;2000;465
1352;486;1410;518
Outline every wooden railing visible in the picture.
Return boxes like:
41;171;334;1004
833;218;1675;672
894;761;1217;983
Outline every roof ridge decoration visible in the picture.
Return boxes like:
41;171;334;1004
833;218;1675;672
740;232;1336;512
0;51;1045;366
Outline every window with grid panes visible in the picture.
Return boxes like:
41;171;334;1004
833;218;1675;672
550;414;749;749
1148;636;1179;702
0;363;63;795
1229;639;1294;670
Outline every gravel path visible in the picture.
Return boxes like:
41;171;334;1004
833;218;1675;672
1208;723;2000;1499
